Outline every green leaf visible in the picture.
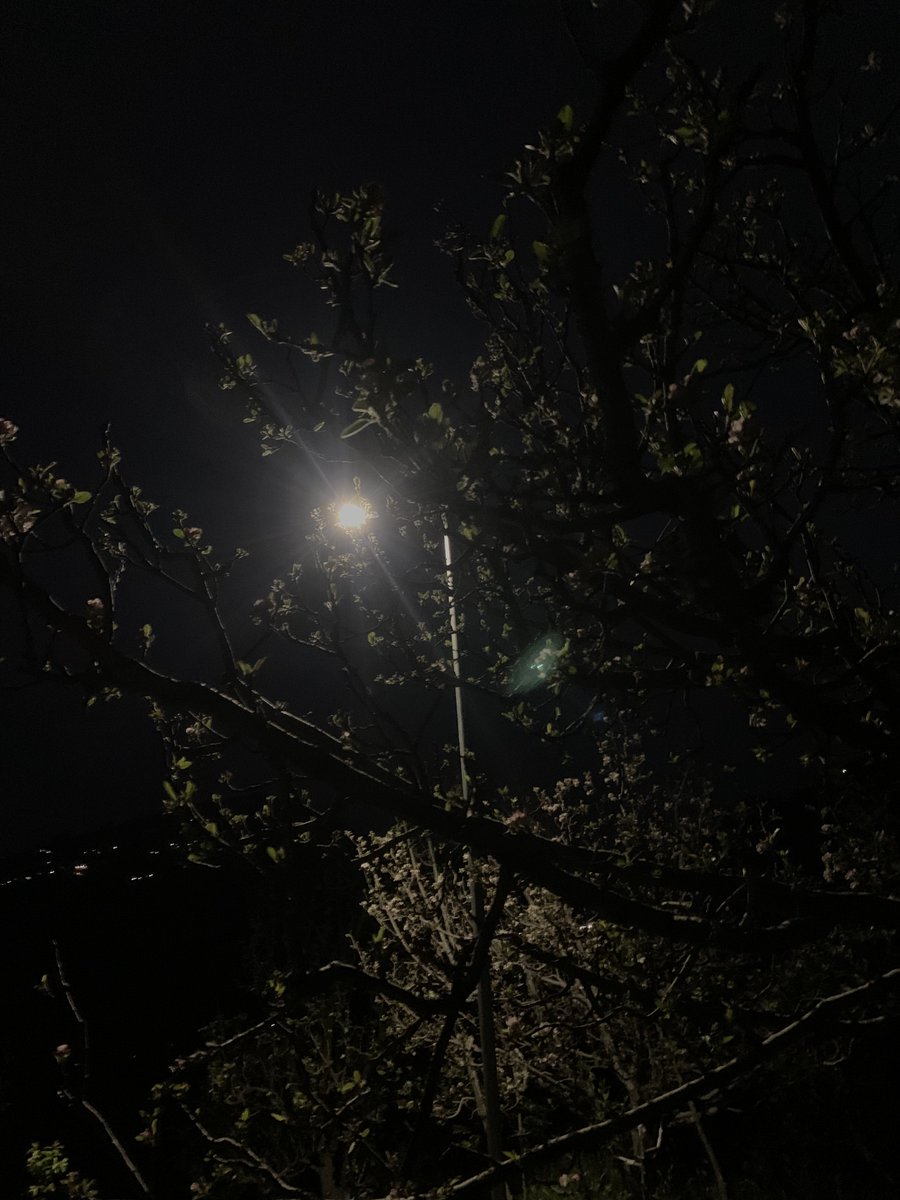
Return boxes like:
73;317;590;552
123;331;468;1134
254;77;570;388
532;240;550;264
693;358;708;373
172;528;185;539
426;402;443;422
557;103;574;131
71;491;92;505
163;781;178;803
237;657;266;677
490;213;507;240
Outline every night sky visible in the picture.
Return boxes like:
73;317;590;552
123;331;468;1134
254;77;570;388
7;1;590;473
3;1;595;855
3;1;899;854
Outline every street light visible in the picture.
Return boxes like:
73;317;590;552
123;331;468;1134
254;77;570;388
442;520;470;808
335;500;370;532
442;518;504;1178
335;499;468;803
334;498;503;1174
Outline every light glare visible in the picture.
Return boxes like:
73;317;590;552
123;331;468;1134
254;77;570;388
336;501;369;531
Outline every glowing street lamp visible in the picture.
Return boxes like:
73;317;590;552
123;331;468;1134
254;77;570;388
335;497;468;798
333;493;502;1169
335;500;369;532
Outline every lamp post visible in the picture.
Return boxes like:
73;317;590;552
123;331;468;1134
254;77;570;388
336;499;504;1173
442;518;503;1172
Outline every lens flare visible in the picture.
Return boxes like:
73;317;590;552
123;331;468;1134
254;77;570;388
507;631;566;694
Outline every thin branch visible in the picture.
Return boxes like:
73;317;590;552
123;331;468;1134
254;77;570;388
432;965;900;1200
53;942;153;1196
404;867;513;1173
179;1105;311;1196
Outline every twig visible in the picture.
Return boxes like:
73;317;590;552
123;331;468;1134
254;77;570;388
424;965;900;1200
53;941;153;1196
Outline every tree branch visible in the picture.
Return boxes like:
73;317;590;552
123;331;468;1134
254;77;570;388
434;965;900;1200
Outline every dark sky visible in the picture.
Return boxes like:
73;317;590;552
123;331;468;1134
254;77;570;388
3;2;898;855
2;0;594;854
6;1;588;479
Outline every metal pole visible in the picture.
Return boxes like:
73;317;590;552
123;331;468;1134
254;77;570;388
442;523;504;1174
443;528;470;808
